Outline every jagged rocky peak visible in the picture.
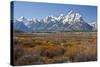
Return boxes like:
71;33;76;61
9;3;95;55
67;10;75;15
58;13;64;20
14;10;96;32
63;10;84;24
17;16;27;22
29;18;39;23
43;15;57;23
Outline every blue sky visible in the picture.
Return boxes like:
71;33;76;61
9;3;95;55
12;1;97;23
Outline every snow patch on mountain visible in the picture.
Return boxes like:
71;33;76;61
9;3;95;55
13;10;96;32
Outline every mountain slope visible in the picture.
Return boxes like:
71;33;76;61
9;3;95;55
13;10;95;32
13;20;31;32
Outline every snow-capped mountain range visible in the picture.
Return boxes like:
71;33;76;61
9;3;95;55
13;10;97;32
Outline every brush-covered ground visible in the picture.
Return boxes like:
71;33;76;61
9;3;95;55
13;32;97;66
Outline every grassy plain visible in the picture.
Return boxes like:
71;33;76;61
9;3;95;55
13;32;97;65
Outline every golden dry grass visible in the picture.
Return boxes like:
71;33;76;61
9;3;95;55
13;32;97;65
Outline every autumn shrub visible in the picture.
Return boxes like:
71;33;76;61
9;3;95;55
52;56;69;63
42;58;54;64
74;44;97;62
13;38;22;45
14;37;36;47
33;40;48;45
14;46;25;61
15;55;43;65
40;45;65;58
64;46;78;61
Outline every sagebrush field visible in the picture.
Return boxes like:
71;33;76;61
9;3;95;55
13;32;97;65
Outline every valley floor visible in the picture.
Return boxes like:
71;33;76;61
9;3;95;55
13;32;97;66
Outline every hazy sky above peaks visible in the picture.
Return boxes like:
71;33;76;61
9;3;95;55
12;1;97;23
